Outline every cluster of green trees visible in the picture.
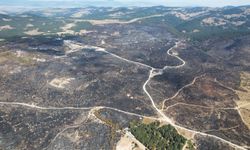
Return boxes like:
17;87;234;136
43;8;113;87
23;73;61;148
130;121;187;150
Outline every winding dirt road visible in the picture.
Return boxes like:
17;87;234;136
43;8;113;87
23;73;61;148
93;42;248;150
0;39;248;149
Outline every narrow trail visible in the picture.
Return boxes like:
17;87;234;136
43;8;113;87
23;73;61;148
143;69;247;150
64;40;154;69
43;111;93;150
161;74;205;110
141;45;248;150
143;69;174;124
96;47;154;69
63;40;248;149
164;42;186;69
164;102;236;111
0;102;162;121
213;78;250;129
0;40;248;149
214;78;237;92
204;125;240;133
0;101;93;110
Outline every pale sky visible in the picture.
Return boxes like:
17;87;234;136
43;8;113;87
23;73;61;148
0;0;250;7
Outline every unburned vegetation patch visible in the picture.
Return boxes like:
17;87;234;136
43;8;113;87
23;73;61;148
129;121;186;150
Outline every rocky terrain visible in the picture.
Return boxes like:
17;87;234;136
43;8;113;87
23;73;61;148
0;6;250;150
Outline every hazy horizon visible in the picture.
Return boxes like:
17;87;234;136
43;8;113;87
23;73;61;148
0;0;250;8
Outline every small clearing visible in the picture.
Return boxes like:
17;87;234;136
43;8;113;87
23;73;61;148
116;131;146;150
49;77;75;89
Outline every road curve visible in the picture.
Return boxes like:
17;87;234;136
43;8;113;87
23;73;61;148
0;39;247;150
66;40;247;149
